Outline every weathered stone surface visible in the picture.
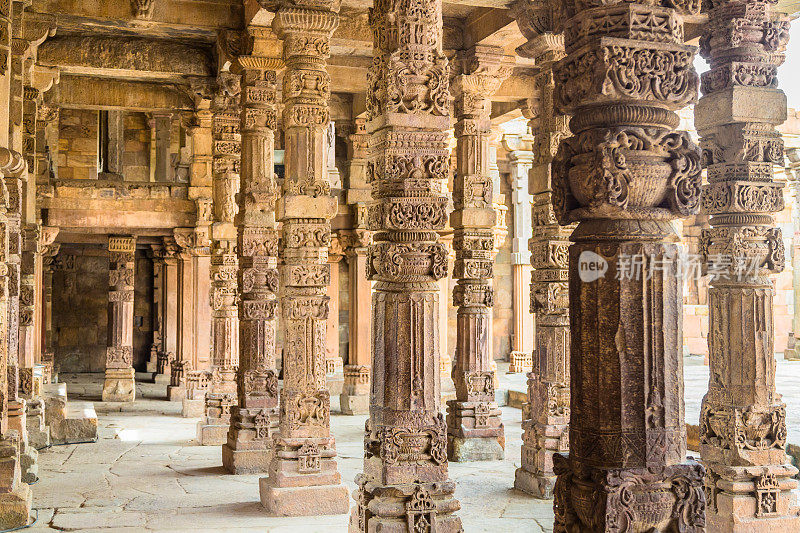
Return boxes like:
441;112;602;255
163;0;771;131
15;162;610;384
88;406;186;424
260;480;350;517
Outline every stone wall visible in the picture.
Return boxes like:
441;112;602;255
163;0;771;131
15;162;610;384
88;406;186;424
52;244;154;373
58;109;98;180
123;112;151;182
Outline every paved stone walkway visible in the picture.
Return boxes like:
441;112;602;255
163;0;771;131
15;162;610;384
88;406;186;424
26;358;800;532
28;374;553;533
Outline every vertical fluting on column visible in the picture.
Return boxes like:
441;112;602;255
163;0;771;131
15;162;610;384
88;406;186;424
258;0;349;516
696;1;799;530
509;31;573;499
222;36;282;475
103;235;136;403
198;73;241;445
351;0;461;529
446;45;511;463
540;0;707;528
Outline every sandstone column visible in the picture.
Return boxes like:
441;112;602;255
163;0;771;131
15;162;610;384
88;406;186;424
325;236;343;375
340;118;372;415
541;0;707;527
258;0;349;515
222;33;282;475
103;235;136;403
509;28;573;498
351;0;462;527
340;233;371;415
40;242;58;382
197;73;241;445
146;245;164;376
504;141;534;373
446;45;511;462
696;1;800;529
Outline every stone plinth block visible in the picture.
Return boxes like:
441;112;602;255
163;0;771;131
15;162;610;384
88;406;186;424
102;368;136;402
222;445;273;475
196;420;228;446
260;480;349;516
26;399;50;450
448;436;504;462
0;482;31;530
154;374;170;386
339;393;369;415
181;399;204;418
167;386;186;402
514;467;555;499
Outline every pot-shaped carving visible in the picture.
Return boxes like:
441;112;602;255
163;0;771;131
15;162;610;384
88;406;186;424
629;486;674;530
568;151;670;210
570;478;598;528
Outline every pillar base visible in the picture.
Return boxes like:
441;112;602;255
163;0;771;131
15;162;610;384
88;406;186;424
102;368;136;402
514;467;555;499
0;482;31;530
196;419;229;446
0;438;31;530
260;479;349;516
26;399;50;450
784;348;800;361
448;436;504;462
350;477;462;532
445;400;504;462
508;351;532;373
339;393;369;415
182;398;204;418
223;445;273;475
167;385;186;402
222;407;278;474
154;374;171;386
554;455;706;531
259;436;349;516
706;463;800;532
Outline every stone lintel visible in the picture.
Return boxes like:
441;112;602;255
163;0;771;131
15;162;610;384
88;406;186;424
59;75;195;112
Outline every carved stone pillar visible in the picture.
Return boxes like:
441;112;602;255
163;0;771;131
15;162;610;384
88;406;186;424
351;0;462;528
198;73;241;445
325;236;343;375
696;2;800;530
340;230;371;415
504;141;534;373
258;0;349;516
147;245;165;376
510;32;573;499
340;119;373;416
446;45;511;463
538;0;707;527
222;37;282;475
41;242;59;382
170;227;212;414
0;147;29;529
103;235;136;403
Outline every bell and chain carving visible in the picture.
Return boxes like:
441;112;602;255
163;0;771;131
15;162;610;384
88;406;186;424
696;0;800;529
352;0;462;529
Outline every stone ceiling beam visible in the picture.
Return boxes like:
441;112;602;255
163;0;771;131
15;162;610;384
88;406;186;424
58;75;194;111
38;35;214;79
29;0;243;37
